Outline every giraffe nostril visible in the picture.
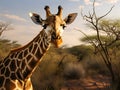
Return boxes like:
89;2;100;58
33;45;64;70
51;32;57;39
52;34;56;39
57;36;61;39
51;32;61;40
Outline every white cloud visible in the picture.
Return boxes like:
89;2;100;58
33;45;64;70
94;2;101;6
1;14;27;22
84;0;119;6
84;0;101;6
2;24;41;45
106;0;118;3
84;0;92;5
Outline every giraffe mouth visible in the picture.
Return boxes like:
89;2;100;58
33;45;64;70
51;33;63;48
52;38;63;48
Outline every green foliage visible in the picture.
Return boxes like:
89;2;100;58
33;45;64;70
99;19;120;34
81;35;115;46
0;39;21;59
66;45;94;61
84;55;110;75
32;45;109;89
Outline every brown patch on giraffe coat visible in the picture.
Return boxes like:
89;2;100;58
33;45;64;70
4;58;10;66
10;53;15;58
0;76;4;87
18;51;23;59
17;60;21;66
29;44;33;52
26;55;32;62
16;69;23;80
5;79;16;90
0;63;3;69
29;58;37;69
35;47;43;59
1;67;5;74
10;73;17;79
5;67;10;77
10;60;16;71
32;44;37;54
40;41;47;53
24;49;28;57
14;52;19;58
21;60;26;69
23;68;32;79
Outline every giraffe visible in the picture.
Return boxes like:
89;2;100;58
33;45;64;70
0;6;77;90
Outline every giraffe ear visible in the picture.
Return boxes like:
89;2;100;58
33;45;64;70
64;13;77;25
29;12;43;25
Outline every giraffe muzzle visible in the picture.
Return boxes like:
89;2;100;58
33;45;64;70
51;33;63;48
53;38;63;48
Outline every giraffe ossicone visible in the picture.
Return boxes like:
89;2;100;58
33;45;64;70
0;5;77;90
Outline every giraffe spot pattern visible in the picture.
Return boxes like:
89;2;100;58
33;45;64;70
0;22;50;90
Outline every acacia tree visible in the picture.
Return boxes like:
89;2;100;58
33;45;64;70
0;22;20;60
80;0;120;89
0;22;12;36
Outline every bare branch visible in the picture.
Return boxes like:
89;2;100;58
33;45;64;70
98;5;114;20
0;22;13;36
92;0;97;20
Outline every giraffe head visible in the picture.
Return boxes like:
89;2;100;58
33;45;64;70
29;6;77;47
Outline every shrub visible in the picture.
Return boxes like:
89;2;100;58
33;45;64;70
63;63;85;80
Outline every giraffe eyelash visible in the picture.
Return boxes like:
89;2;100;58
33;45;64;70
60;24;66;29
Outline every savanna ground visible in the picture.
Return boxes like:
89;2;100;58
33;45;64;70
31;45;113;90
62;75;111;90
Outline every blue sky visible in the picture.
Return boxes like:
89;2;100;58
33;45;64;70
0;0;120;47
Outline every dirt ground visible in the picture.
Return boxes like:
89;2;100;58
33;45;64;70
61;75;111;90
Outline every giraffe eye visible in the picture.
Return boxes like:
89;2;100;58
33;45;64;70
63;26;66;29
43;24;49;29
60;24;66;29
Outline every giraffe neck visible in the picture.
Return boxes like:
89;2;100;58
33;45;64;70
3;29;51;80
